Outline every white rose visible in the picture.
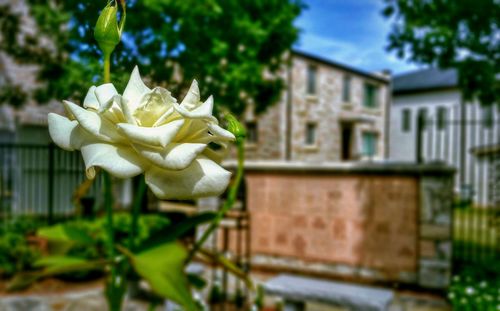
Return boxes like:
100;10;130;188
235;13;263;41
48;67;235;199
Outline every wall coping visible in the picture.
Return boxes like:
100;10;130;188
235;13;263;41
223;160;455;176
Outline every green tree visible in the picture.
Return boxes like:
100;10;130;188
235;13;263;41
383;0;499;107
0;0;304;114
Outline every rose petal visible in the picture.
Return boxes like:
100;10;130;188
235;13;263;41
145;157;231;199
123;66;151;112
119;97;137;125
172;95;216;121
134;88;177;127
208;123;236;141
95;83;118;106
135;142;206;170
81;143;149;179
174;119;208;141
117;119;184;148
95;85;125;123
63;100;125;143
180;80;200;110
83;86;99;110
98;94;121;114
48;113;92;151
151;107;176;127
176;121;234;144
202;147;229;164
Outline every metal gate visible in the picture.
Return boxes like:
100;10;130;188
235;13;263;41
416;105;499;266
0;143;102;222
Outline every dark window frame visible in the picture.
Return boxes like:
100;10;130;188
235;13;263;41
307;64;317;95
342;75;351;102
305;122;317;145
363;83;378;108
245;121;258;144
402;108;411;132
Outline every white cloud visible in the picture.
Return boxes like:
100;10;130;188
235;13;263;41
295;32;418;74
295;0;420;74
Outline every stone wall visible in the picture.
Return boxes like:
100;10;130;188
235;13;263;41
239;52;390;162
418;175;454;288
221;161;455;289
288;54;389;162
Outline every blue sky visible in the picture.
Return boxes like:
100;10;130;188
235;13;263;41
294;0;420;75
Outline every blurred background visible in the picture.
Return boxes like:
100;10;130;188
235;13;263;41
0;0;498;310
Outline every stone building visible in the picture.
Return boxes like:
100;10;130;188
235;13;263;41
242;50;391;162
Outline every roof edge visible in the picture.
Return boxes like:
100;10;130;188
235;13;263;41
291;49;390;84
393;86;459;96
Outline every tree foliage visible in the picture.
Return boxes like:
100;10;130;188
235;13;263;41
0;0;304;114
383;0;499;107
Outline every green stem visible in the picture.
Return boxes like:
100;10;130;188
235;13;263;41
129;176;147;250
103;171;122;311
104;172;115;260
187;138;245;262
103;52;111;83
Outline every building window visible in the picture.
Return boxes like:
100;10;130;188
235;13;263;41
363;83;378;108
482;106;493;128
361;132;378;157
307;65;317;95
342;75;351;102
437;107;447;130
402;109;411;132
245;121;258;143
305;123;317;145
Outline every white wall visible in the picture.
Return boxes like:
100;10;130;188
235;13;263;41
389;89;500;206
389;90;461;161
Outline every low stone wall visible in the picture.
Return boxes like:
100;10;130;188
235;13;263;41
221;161;454;289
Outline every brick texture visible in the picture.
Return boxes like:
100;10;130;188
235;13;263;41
246;173;418;279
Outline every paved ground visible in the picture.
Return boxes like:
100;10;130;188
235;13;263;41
300;292;451;311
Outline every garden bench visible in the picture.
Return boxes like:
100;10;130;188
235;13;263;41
263;274;394;311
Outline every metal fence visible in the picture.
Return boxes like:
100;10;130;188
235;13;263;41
416;107;499;266
0;143;102;222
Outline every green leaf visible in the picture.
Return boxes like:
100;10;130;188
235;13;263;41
37;224;94;255
7;258;106;291
38;224;94;244
125;242;197;310
138;212;216;252
198;248;253;289
34;256;88;269
187;273;207;290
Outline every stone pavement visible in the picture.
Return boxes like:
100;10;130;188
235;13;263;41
0;289;155;311
295;292;451;311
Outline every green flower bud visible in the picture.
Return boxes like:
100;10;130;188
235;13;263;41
94;1;125;56
224;114;246;141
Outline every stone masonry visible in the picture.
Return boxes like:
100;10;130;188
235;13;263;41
418;175;454;288
242;51;390;162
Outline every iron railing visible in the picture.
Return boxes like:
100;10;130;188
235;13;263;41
0;143;102;223
416;107;499;266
